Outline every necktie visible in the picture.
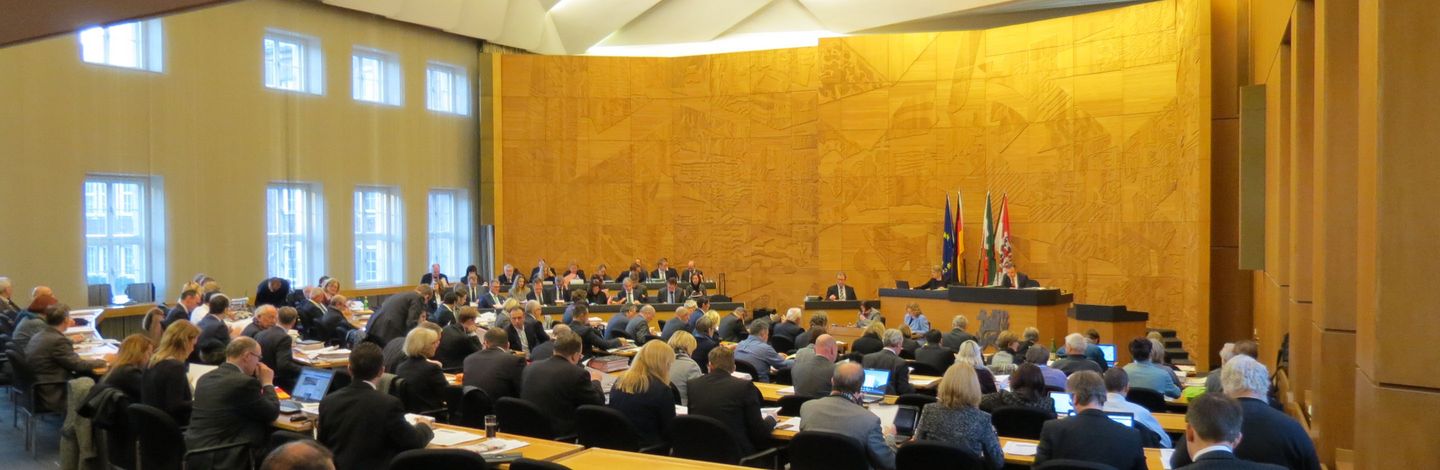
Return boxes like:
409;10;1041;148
658;270;665;281
518;329;528;353
838;285;846;300
627;290;634;304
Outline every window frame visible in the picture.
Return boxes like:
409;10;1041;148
262;29;324;95
353;186;403;287
425;61;470;115
427;189;471;276
351;47;403;106
83;175;153;296
78;19;164;72
265;182;326;287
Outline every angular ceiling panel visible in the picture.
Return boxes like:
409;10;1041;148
597;0;770;47
547;0;661;53
797;0;1005;33
392;0;465;31
449;0;510;39
491;0;549;51
725;0;828;35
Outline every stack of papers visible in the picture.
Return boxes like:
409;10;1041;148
776;386;796;395
461;438;530;454
1002;441;1038;456
775;417;802;431
430;428;485;447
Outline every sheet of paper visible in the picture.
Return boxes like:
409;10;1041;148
777;386;795;395
462;438;531;454
430;428;485;447
675;405;688;415
187;364;217;391
1003;441;1038;456
775;417;801;431
1159;449;1175;469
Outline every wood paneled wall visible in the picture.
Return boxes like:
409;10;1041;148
493;0;1210;355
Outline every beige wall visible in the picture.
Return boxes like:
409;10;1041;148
0;0;479;302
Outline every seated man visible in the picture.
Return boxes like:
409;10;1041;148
164;288;201;331
654;277;686;304
520;334;605;437
792;334;837;398
1178;393;1288;470
794;313;828;349
1205;339;1259;395
260;440;335;470
1035;371;1146;470
255;306;303;391
939;315;977;352
1121;337;1182;398
502;304;548;357
605;304;638;339
733;322;792;382
913;329;955;373
772;308;805;343
825;272;857;301
625;304;659;343
193;294;234;364
717;307;750;342
187;337;281;470
1169;356;1320;470
659;306;693;342
687;347;776;454
568;304;622;357
860;329;916;395
476;281;506;310
25;304;111;410
1101;368;1171;448
435;306;482;369
1050;333;1103;376
319;342;433;470
1027;346;1067;390
996;259;1032;288
321;295;359;346
430;289;461;328
609;277;647;305
242;305;277;339
462;327;527;401
799;362;897;470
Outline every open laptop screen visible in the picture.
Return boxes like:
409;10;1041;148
1105;411;1136;427
291;367;335;403
1097;344;1117;365
861;369;892;396
1050;391;1074;416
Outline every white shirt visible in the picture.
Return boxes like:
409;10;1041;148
190;303;211;323
1192;445;1234;460
1103;392;1172;448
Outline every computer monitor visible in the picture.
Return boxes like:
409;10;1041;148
291;367;336;403
895;280;910;289
861;368;892;396
1097;344;1117;366
1050;391;1075;416
1105;411;1136;428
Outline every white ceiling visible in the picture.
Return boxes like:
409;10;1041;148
323;0;1149;57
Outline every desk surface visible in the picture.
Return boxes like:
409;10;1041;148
428;424;585;462
999;437;1168;470
555;448;750;469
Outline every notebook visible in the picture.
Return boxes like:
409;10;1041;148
281;367;335;413
861;368;892;403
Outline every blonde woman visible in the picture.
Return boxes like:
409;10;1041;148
143;320;200;423
608;340;676;446
958;340;999;394
913;364;1004;469
395;326;447;413
851;321;887;355
100;334;154;400
667;333;703;405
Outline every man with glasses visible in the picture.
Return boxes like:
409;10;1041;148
187;337;280;470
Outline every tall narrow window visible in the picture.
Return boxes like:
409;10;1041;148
352;47;402;105
263;30;323;94
78;19;164;72
426;62;469;115
266;183;325;286
354;187;403;286
428;189;471;275
84;176;151;294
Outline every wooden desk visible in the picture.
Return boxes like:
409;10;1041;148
999;437;1168;470
428;424;584;462
1154;412;1186;433
753;382;897;405
555;448;749;469
878;287;1073;349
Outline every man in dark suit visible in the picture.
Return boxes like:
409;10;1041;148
418;263;448;287
321;294;359;346
241;305;276;339
528;277;556;306
687;347;776;454
681;260;703;284
296;287;328;341
997;259;1034;288
939;315;978;351
686;297;710;329
625;305;659;344
772;308;805;342
476;281;505;309
502;305;549;356
430;289;461;327
319;342;433;470
824;272;858;301
569;304;622;357
654;277;685;304
24;304;109;410
717;307;750;342
650;257;679;282
366;285;433;346
1052;333;1104;376
794;313;828;349
496;264;518;288
659;306;693;341
615;260;647;284
164;288;201;330
1170;356;1320;470
436;307;481;369
861;329;916;395
529;259;555;284
1175;393;1287;470
187;337;281;470
914;329;955;373
519;334;605;437
253;277;292;309
606;304;638;339
255;306;303;391
462;327;528;401
1035;371;1147;470
194;294;234;364
609;277;647;305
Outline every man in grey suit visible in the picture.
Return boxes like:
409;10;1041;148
625;304;659;343
799;362;897;470
187;337;280;470
25;304;110;410
792;334;837;397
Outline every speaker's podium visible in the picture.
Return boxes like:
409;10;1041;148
878;286;1073;349
1067;304;1150;364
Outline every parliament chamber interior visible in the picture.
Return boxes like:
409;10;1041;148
0;0;1427;469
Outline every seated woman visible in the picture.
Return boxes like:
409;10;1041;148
978;363;1057;418
508;276;533;304
101;334;154;400
684;272;706;299
590;263;611;283
988;330;1021;375
914;265;947;290
395;327;449;413
956;340;998;394
142;321;200;424
913;364;1005;469
140;307;166;343
585;278;608;305
608;340;676;446
667;333;703;405
849;322;886;356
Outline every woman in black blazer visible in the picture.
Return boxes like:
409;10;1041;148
101;334;154;400
851;322;887;355
143;321;200;424
684;272;706;299
394;327;449;413
607;341;676;446
585;278;608;305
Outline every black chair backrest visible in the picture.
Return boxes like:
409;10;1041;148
494;396;559;439
576;405;646;451
1033;459;1120;470
769;335;795;354
670;415;745;465
777;394;815;416
733;360;761;381
6;349;34;388
388;448;489;469
329;369;352;393
1125;387;1168;412
896;440;986;470
510;458;572;470
125;283;156;304
127;403;187;470
790;431;869;470
452;386;493;428
895;394;937;408
991;406;1052;439
908;362;942;376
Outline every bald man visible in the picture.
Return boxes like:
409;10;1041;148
260;440;335;470
793;334;838;397
799;362;897;469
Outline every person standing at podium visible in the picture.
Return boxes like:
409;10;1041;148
825;272;857;301
997;260;1033;288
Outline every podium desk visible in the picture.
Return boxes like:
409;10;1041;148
878;286;1073;349
800;300;867;327
1067;304;1150;367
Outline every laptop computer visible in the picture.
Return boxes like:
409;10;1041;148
1097;344;1117;367
280;367;336;413
860;368;892;403
895;280;910;289
1050;391;1075;416
1104;411;1136;427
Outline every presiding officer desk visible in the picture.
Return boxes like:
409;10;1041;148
878;286;1073;347
476;302;744;330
